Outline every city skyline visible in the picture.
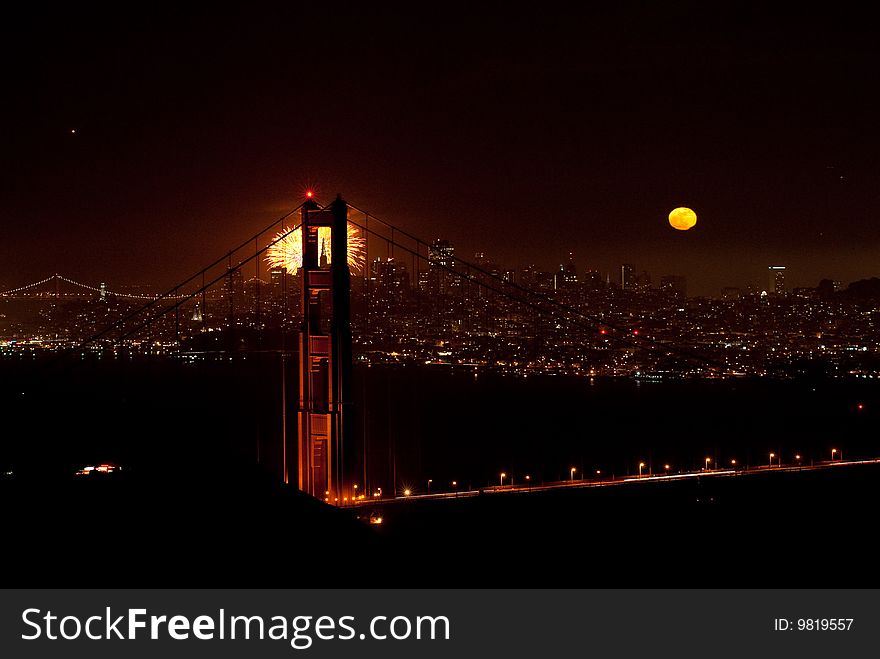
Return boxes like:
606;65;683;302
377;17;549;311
0;239;866;299
3;5;880;296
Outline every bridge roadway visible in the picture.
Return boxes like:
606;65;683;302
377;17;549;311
349;458;880;507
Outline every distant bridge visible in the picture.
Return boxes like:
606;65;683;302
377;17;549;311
0;273;181;300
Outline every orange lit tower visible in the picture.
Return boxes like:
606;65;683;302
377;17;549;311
296;195;353;500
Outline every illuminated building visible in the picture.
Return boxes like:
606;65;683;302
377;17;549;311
427;239;458;295
620;263;636;291
768;266;786;294
583;269;603;289
555;253;579;289
660;275;687;299
371;257;409;306
520;265;553;292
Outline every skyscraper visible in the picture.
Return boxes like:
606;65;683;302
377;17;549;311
768;266;786;294
427;239;458;295
660;275;687;299
620;263;636;291
555;253;579;289
371;257;409;306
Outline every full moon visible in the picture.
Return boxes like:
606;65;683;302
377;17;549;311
668;207;697;231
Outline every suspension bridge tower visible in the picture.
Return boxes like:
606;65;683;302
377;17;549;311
294;195;354;502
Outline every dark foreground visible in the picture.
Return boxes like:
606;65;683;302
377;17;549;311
5;462;879;588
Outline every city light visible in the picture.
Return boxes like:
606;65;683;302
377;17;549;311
7;8;880;598
74;463;119;476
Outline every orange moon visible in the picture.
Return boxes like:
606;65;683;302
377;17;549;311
668;207;697;231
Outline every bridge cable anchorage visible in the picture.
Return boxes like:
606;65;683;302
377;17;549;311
45;201;310;363
343;203;729;373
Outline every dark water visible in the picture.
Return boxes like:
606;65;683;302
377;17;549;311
3;357;879;587
1;358;877;489
361;366;878;492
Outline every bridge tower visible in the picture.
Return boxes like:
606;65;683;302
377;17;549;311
294;195;353;501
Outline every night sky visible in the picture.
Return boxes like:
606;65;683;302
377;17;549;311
2;4;879;296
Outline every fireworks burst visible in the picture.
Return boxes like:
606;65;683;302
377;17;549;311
265;223;366;274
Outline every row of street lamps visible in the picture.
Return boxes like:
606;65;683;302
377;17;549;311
397;447;846;497
499;447;845;485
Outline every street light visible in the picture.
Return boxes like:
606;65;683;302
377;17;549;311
730;459;737;468
831;448;838;461
704;457;711;471
427;479;432;492
451;480;457;488
570;467;576;481
769;452;775;467
638;462;646;479
403;488;411;497
500;472;506;487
